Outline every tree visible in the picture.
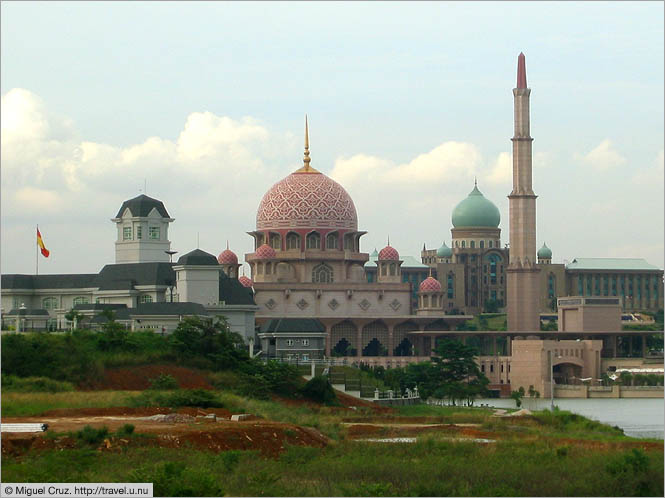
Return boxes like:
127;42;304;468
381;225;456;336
510;386;525;408
65;309;85;330
428;339;489;405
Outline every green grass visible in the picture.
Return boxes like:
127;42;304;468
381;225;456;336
1;391;142;417
2;375;75;393
2;440;662;496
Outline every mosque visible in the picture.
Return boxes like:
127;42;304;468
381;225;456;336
1;54;663;396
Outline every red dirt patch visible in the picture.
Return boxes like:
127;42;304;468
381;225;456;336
83;364;213;391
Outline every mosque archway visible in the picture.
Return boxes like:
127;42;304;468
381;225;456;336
331;320;357;356
362;320;388;356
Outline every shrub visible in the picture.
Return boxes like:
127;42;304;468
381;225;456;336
130;461;223;497
76;425;109;446
299;376;339;406
116;424;135;436
1;374;74;393
148;374;179;390
130;389;223;408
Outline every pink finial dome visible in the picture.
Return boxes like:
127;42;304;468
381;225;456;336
378;245;399;261
255;244;276;259
419;276;442;293
218;248;238;265
238;275;254;288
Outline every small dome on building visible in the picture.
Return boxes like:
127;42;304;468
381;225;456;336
419;276;442;293
238;275;254;288
538;243;552;259
218;248;238;265
370;248;379;259
177;249;219;266
255;244;276;259
451;184;500;228
378;245;400;261
436;242;453;258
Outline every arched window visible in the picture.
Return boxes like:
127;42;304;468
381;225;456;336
306;231;321;249
480;241;484;249
489;240;493;248
455;241;459;248
326;232;338;250
255;233;265;249
461;241;466;248
381;264;387;276
548;273;556;299
389;263;396;276
312;263;333;283
269;233;281;250
343;233;354;251
42;297;58;310
139;294;153;304
447;273;454;299
470;241;475;249
73;296;89;306
266;262;272;275
286;232;301;250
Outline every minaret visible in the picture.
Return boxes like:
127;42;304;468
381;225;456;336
507;52;541;331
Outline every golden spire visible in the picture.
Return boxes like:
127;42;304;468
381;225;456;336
295;114;319;173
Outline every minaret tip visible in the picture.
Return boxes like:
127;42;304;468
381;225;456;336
517;52;527;89
298;114;315;172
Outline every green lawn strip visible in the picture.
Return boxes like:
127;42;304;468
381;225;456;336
3;440;662;496
1;391;143;417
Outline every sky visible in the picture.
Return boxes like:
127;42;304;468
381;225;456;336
1;1;663;276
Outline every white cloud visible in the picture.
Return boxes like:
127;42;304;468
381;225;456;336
13;187;63;213
487;152;511;184
578;139;626;170
632;149;664;186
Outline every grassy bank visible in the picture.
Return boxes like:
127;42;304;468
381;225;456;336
3;440;662;496
1;391;142;417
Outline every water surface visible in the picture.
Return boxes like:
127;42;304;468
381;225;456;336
475;397;664;439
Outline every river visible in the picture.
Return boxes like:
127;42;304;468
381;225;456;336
475;397;664;439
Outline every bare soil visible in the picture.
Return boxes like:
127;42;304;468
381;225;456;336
82;365;213;391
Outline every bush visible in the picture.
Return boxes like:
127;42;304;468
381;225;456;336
1;374;74;393
116;424;135;436
76;425;109;445
148;374;179;390
130;389;223;408
299;376;339;406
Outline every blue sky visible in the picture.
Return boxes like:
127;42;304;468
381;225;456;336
2;1;663;274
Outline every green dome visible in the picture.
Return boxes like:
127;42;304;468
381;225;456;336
538;243;552;259
436;242;452;258
451;185;500;228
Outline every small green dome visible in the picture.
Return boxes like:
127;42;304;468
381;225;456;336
436;242;452;258
370;248;379;259
451;185;500;228
538;243;552;259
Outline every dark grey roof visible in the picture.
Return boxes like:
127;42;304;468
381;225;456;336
219;272;256;305
4;308;50;316
2;274;98;290
97;263;175;290
90;306;131;323
260;318;325;334
73;303;128;312
177;249;219;266
133;302;208;316
115;194;170;219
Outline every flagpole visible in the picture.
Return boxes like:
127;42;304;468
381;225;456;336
36;225;39;276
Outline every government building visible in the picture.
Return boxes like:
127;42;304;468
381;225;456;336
2;54;662;397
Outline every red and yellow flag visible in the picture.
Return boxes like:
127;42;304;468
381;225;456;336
37;228;50;258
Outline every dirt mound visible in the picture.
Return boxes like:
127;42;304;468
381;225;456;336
2;422;329;458
83;364;213;391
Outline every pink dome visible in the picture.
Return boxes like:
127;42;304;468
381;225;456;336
238;275;254;288
419;276;442;293
378;245;400;261
255;244;276;259
257;170;358;231
217;249;238;265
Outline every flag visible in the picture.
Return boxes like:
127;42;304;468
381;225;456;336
37;228;50;258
